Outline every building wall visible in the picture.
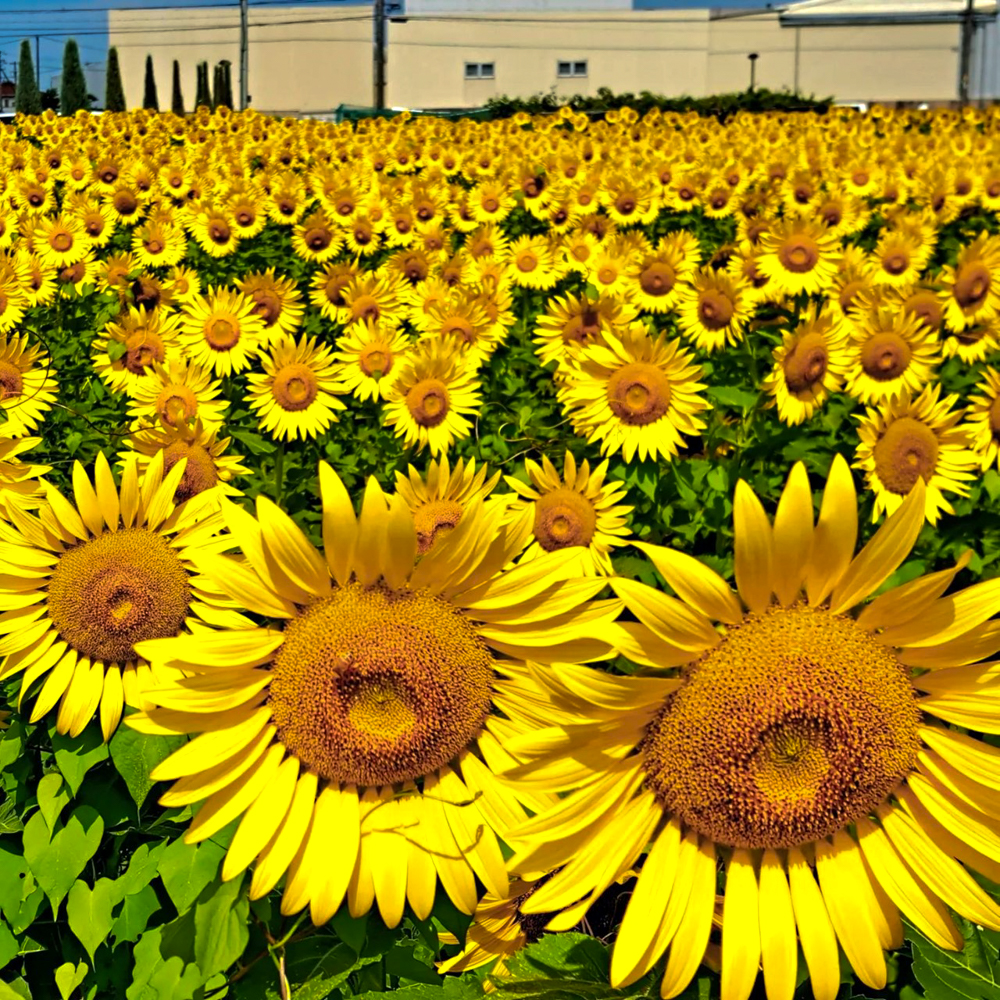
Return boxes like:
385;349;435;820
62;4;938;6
108;2;974;115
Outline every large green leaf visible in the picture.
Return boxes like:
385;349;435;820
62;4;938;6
108;726;183;809
66;878;118;963
51;727;109;797
910;922;1000;1000
157;835;226;914
192;874;249;980
22;806;104;918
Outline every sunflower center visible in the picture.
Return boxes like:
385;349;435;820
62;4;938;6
607;362;671;426
163;440;220;503
641;604;920;849
778;236;820;273
47;527;191;664
413;498;464;554
954;262;991;309
873;416;939;495
406;378;450;428
640;262;676;296
113;191;139;216
597;266;618;286
305;227;332;252
157;386;199;427
267;583;495;786
698;289;735;330
517;253;538;273
145;239;164;255
0;361;24;401
252;290;281;326
325;274;351;306
205;317;240;351
360;345;392;378
209;221;231;244
989;398;1000;441
783;332;828;393
51;232;73;253
124;332;166;375
351;296;381;322
882;251;910;276
272;363;319;412
903;292;943;332
860;332;912;381
563;309;602;347
534;488;597;552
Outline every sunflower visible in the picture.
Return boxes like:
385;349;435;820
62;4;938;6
0;271;28;334
558;323;707;463
761;304;851;425
844;308;941;404
963;366;1000;470
424;294;499;368
235;269;305;346
0;333;57;437
757;216;842;297
131;219;187;269
394;455;502;554
342;273;405;330
292;211;343;264
12;251;56;309
677;269;752;352
942;315;1000;363
55;250;100;296
93;306;184;397
533;292;634;371
0;434;50;519
128;358;229;433
180;287;266;378
0;452;245;742
625;232;702;314
505;455;1000;1000
383;339;482;456
190;207;241;258
869;229;929;287
309;261;361;324
508;236;559;291
33;213;88;270
126;471;618;927
246;334;347;442
167;265;203;306
937;233;1000;330
504;452;632;575
121;420;249;503
334;320;412;403
855;385;978;524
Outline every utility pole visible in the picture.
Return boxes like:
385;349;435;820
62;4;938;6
239;0;249;109
373;0;386;110
748;52;759;92
958;0;975;105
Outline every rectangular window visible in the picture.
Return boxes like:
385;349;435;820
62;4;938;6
465;62;495;80
557;60;587;78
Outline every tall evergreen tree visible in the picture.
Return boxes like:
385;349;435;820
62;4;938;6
14;39;41;116
214;60;233;109
195;61;211;109
105;46;125;112
170;59;184;115
211;62;221;110
142;54;159;111
60;39;89;114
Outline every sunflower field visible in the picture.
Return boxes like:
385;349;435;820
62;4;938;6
0;99;999;1000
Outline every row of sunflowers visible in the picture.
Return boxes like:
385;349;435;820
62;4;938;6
0;103;996;1000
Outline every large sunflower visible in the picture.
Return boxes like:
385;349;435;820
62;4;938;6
504;451;632;576
558;323;707;463
180;287;266;377
0;434;50;519
676;269;751;352
0;332;57;437
127;472;619;927
965;367;1000;470
505;457;1000;1000
855;385;978;524
92;306;184;398
128;359;229;433
0;453;245;741
533;293;637;371
757;216;842;297
235;269;305;347
334;320;412;403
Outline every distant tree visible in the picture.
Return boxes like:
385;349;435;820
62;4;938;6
40;88;59;111
211;62;221;110
194;61;211;109
142;54;159;111
60;39;90;114
105;46;126;112
171;59;184;114
214;59;233;109
14;39;41;115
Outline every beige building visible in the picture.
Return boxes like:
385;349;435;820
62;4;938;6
107;0;998;116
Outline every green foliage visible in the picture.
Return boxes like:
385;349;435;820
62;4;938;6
105;47;126;113
171;58;185;115
14;40;41;116
142;54;159;111
195;60;212;110
60;39;90;115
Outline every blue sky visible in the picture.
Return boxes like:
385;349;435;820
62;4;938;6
0;0;773;90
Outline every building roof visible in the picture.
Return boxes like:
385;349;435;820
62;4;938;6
779;0;997;23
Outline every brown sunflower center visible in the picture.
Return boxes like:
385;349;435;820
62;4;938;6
124;332;165;375
0;361;23;401
47;527;191;664
113;190;139;216
163;440;220;503
413;498;464;555
51;232;73;253
272;363;319;412
324;274;352;306
251;289;282;326
360;345;392;379
208;221;231;244
533;487;597;552
406;378;450;428
954;262;992;310
640;262;676;296
607;362;672;426
205;317;240;351
698;289;735;330
615;194;637;215
860;332;912;382
351;296;381;323
778;236;820;274
305;227;333;252
157;385;200;427
641;604;920;849
267;583;494;785
882;251;910;276
873;416;939;495
84;214;106;237
783;332;828;393
903;292;943;333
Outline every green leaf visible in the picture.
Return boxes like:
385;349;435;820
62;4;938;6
0;846;43;936
51;726;109;796
706;385;759;411
66;878;118;963
284;938;381;1000
109;725;183;809
0;979;31;1000
0;799;22;836
505;934;609;983
157;835;226;914
910;922;1000;1000
0;919;17;972
126;925;202;1000
22;806;104;918
352;981;483;1000
54;961;88;1000
36;773;70;833
192;874;249;978
116;841;167;897
111;884;160;947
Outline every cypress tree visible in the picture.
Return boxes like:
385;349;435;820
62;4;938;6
60;39;89;114
216;60;233;109
171;59;184;114
142;54;159;111
195;61;211;109
14;39;41;116
105;46;125;112
211;62;221;110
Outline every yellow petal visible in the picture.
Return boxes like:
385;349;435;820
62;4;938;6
721;849;761;1000
119;456;140;529
191;553;297;619
806;453;857;606
634;542;742;624
403;794;437;921
610;578;720;652
250;771;318;899
72;462;103;537
319;461;357;587
310;784;362;925
771;462;814;607
879;575;1000;649
787;847;840;1000
100;666;124;743
733;479;773;614
151;706;272;780
366;790;408;929
93;453;120;532
354;477;388;588
757;851;795;1000
257;495;331;599
920;726;1000;792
